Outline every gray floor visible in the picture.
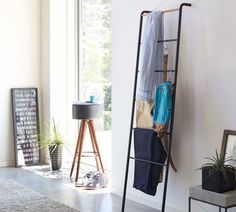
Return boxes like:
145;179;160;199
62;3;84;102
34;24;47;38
0;167;159;212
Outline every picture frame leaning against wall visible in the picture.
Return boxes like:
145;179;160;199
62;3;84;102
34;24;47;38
221;130;236;168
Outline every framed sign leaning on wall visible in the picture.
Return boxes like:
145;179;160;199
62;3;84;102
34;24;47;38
221;130;236;168
11;87;41;167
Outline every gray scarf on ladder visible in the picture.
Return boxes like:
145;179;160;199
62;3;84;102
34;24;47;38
136;11;164;102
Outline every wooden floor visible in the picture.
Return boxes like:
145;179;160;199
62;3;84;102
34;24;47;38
0;167;159;212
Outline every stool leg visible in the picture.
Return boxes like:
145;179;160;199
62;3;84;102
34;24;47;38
88;120;105;173
70;121;83;178
88;122;100;171
75;120;87;182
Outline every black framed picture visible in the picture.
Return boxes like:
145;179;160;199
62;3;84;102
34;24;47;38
220;130;236;167
11;88;41;167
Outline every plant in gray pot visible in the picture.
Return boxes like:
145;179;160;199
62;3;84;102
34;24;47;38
39;119;67;171
200;150;236;193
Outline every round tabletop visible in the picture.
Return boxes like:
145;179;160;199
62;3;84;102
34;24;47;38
72;101;103;120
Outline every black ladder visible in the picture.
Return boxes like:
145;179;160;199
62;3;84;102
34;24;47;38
121;3;191;212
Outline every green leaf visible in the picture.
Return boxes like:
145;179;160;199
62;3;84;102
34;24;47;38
38;118;70;154
199;149;236;177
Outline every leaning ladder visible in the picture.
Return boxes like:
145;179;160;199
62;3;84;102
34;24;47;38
121;3;191;212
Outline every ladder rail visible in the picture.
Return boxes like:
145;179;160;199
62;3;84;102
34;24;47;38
121;11;147;212
161;3;191;212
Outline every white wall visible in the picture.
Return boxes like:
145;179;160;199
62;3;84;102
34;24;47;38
112;0;236;211
0;0;40;167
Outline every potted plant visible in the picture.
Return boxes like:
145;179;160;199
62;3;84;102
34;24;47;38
200;150;236;193
39;119;67;171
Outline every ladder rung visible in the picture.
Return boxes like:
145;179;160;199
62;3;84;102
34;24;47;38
138;70;175;73
155;69;175;73
129;156;167;166
141;39;178;44
132;128;157;133
132;128;171;136
158;39;178;43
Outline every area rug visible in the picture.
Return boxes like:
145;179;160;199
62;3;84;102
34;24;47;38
0;180;79;212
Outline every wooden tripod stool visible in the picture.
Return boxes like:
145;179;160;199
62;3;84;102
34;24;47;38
70;102;104;182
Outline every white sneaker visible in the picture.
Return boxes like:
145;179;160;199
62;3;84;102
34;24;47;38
83;171;108;190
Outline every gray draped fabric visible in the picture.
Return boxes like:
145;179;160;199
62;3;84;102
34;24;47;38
136;11;164;102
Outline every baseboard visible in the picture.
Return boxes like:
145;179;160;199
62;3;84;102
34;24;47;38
0;160;15;167
112;186;185;212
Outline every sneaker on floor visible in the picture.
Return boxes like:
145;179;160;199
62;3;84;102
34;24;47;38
81;171;93;186
75;171;93;187
83;171;108;190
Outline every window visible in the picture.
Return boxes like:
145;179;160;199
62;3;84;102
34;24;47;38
78;0;112;170
79;0;111;131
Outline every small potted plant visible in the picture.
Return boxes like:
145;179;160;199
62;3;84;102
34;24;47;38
200;150;236;193
39;119;67;171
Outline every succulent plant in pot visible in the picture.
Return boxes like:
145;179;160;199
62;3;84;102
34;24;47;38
39;119;68;171
200;150;236;193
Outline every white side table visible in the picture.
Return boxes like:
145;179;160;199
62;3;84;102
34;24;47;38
189;185;236;212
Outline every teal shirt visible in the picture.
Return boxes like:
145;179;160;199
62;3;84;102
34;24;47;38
153;82;173;125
